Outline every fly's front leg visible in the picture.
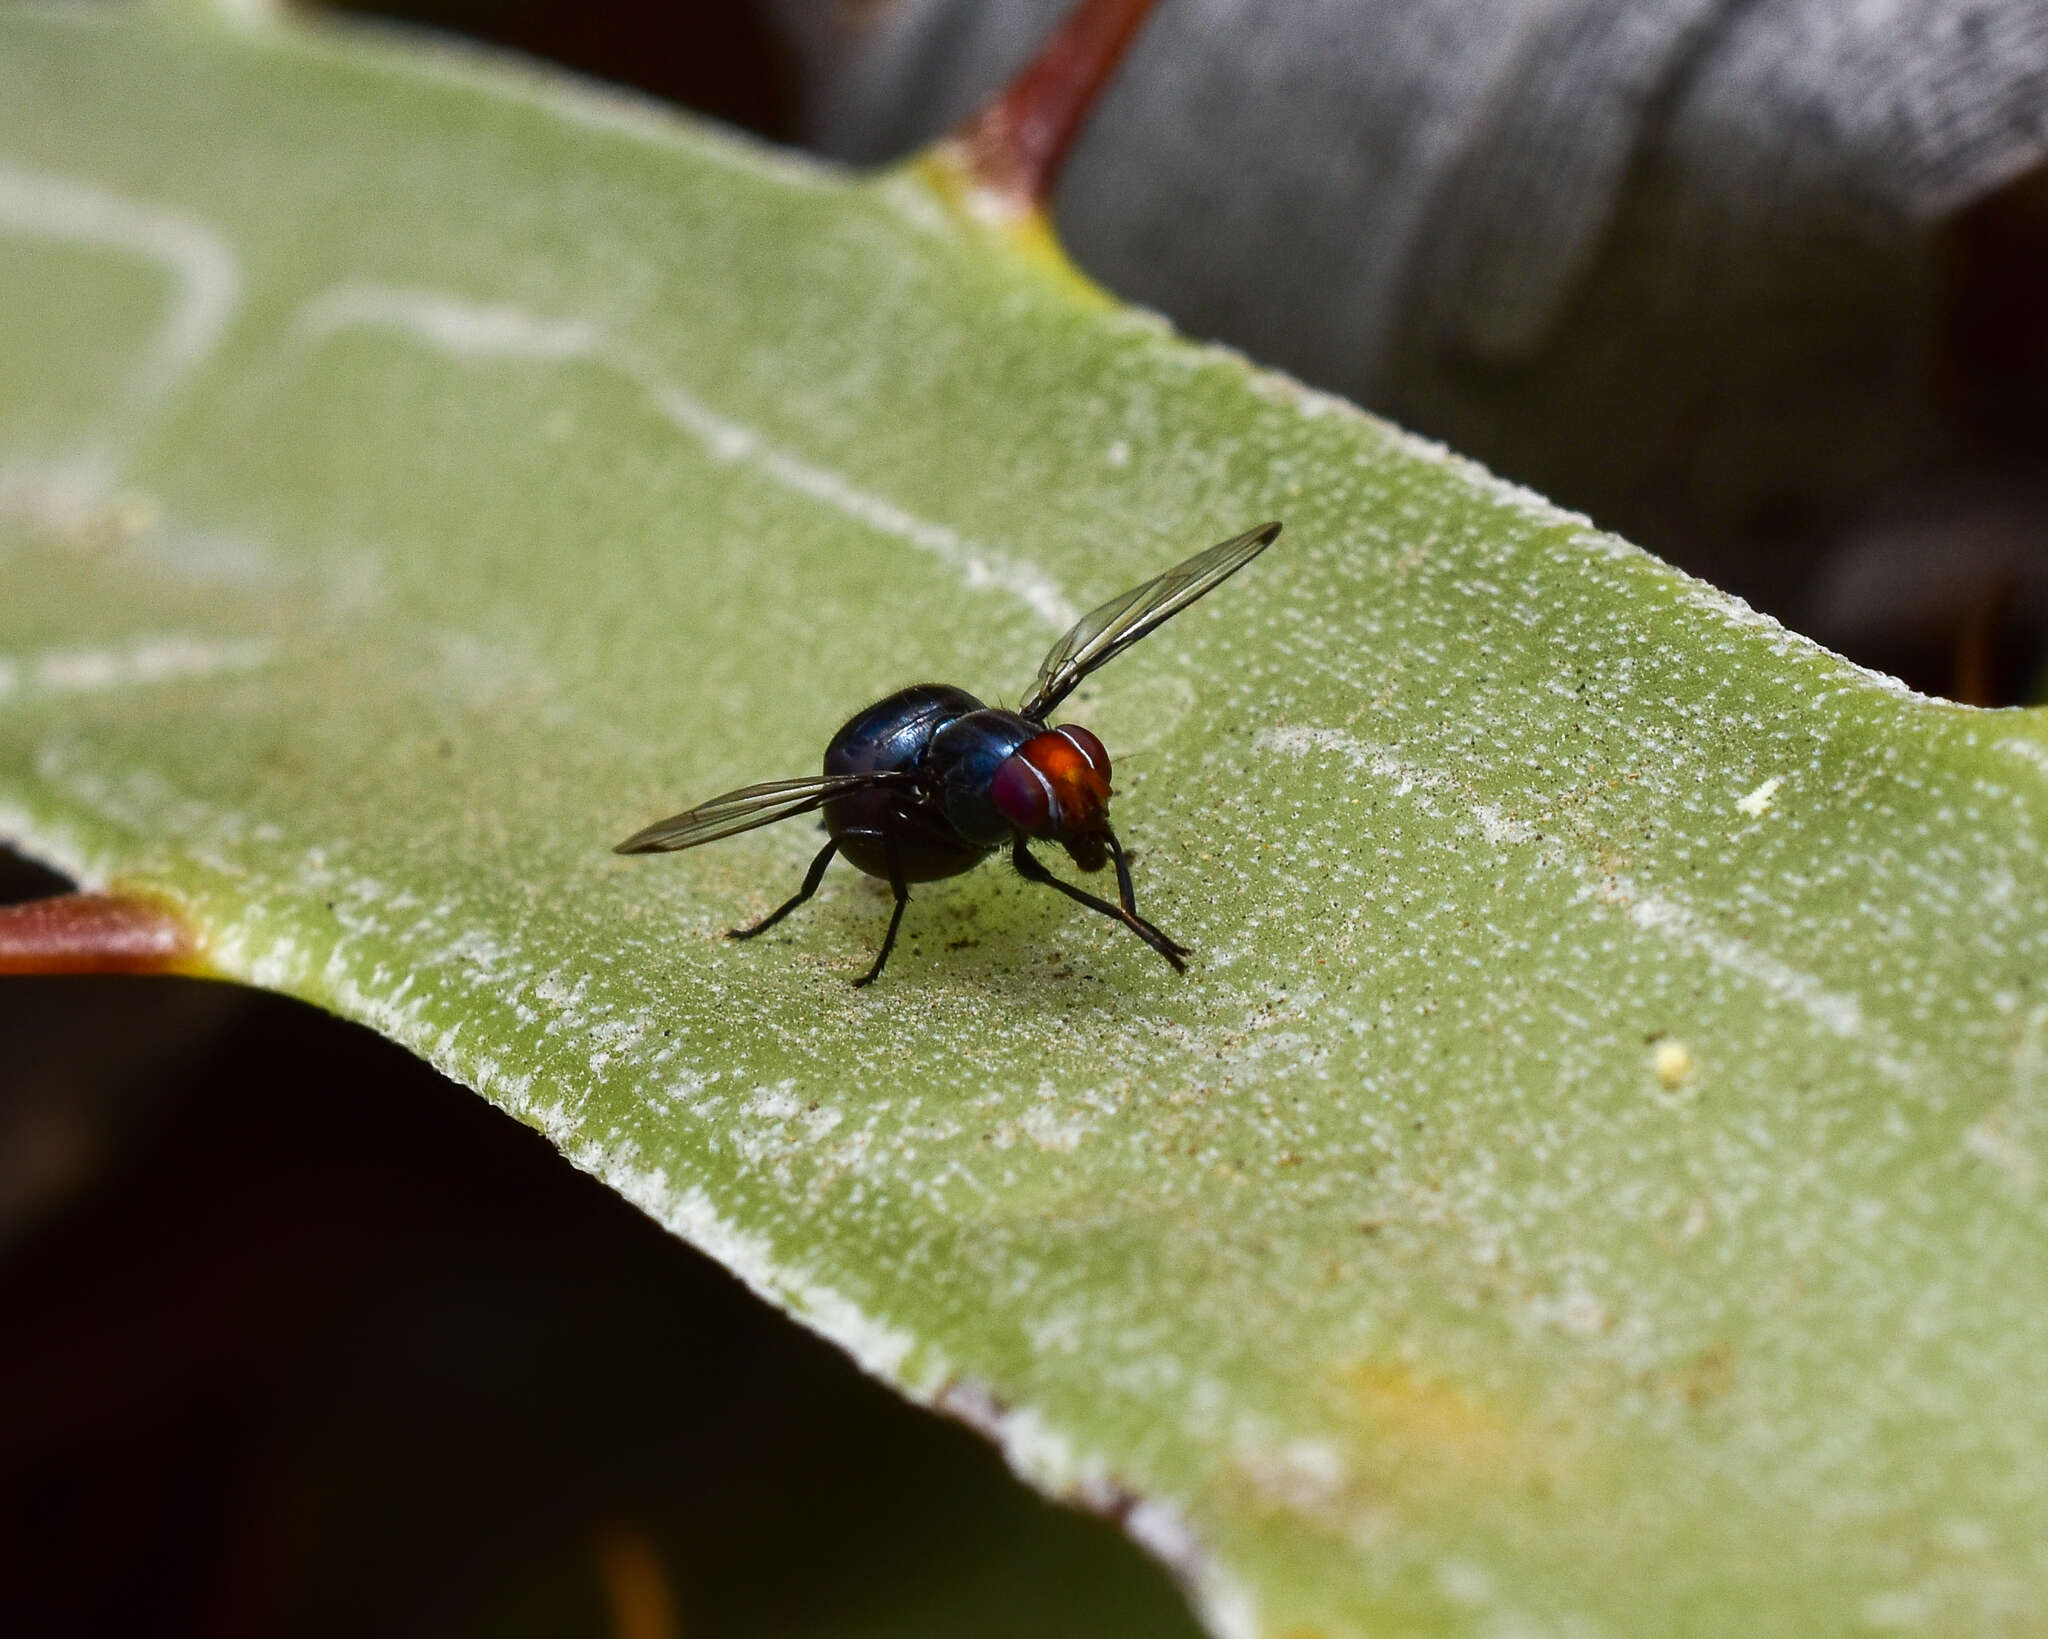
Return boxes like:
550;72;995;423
1103;829;1188;963
1011;838;1189;972
730;838;840;940
1103;827;1147;918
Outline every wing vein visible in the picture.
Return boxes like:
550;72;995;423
1021;522;1281;721
614;771;910;853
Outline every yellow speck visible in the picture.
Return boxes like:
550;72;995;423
1652;1038;1694;1090
1736;776;1782;817
1332;1362;1537;1493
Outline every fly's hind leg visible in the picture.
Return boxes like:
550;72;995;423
730;838;839;940
852;834;911;988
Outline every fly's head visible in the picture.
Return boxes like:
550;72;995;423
990;724;1113;870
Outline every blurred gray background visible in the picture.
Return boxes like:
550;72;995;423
768;0;2048;702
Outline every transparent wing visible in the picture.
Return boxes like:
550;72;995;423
613;771;910;854
1021;522;1281;721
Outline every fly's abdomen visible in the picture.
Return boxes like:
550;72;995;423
823;683;991;880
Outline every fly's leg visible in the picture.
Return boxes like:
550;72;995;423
1104;826;1147;920
852;835;911;988
1101;828;1191;964
1011;838;1189;972
730;838;840;940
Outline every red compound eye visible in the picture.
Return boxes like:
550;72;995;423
991;753;1057;835
1031;730;1111;833
1053;724;1110;786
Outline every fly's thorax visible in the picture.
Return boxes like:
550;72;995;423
926;707;1038;845
823;683;985;779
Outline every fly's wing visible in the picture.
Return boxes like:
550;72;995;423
613;771;910;854
1020;522;1281;721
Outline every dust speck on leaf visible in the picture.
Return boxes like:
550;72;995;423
1736;776;1783;817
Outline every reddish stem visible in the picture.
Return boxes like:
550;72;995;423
954;0;1161;209
0;891;200;976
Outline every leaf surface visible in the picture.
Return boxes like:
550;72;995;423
4;9;2048;1635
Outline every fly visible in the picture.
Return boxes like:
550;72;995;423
616;521;1282;985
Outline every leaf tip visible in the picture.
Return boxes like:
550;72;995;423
941;0;1160;215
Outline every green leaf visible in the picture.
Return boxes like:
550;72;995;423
6;7;2048;1635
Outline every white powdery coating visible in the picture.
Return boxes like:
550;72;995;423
297;283;602;361
934;1380;1264;1639
1257;723;1917;1084
1657;554;1941;704
207;0;287;27
1604;880;1874;1048
581;1161;929;1385
0;634;274;701
293;280;1077;630
1998;737;2048;782
0;796;95;889
1128;1500;1264;1639
0;164;242;468
21;757;948;1411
